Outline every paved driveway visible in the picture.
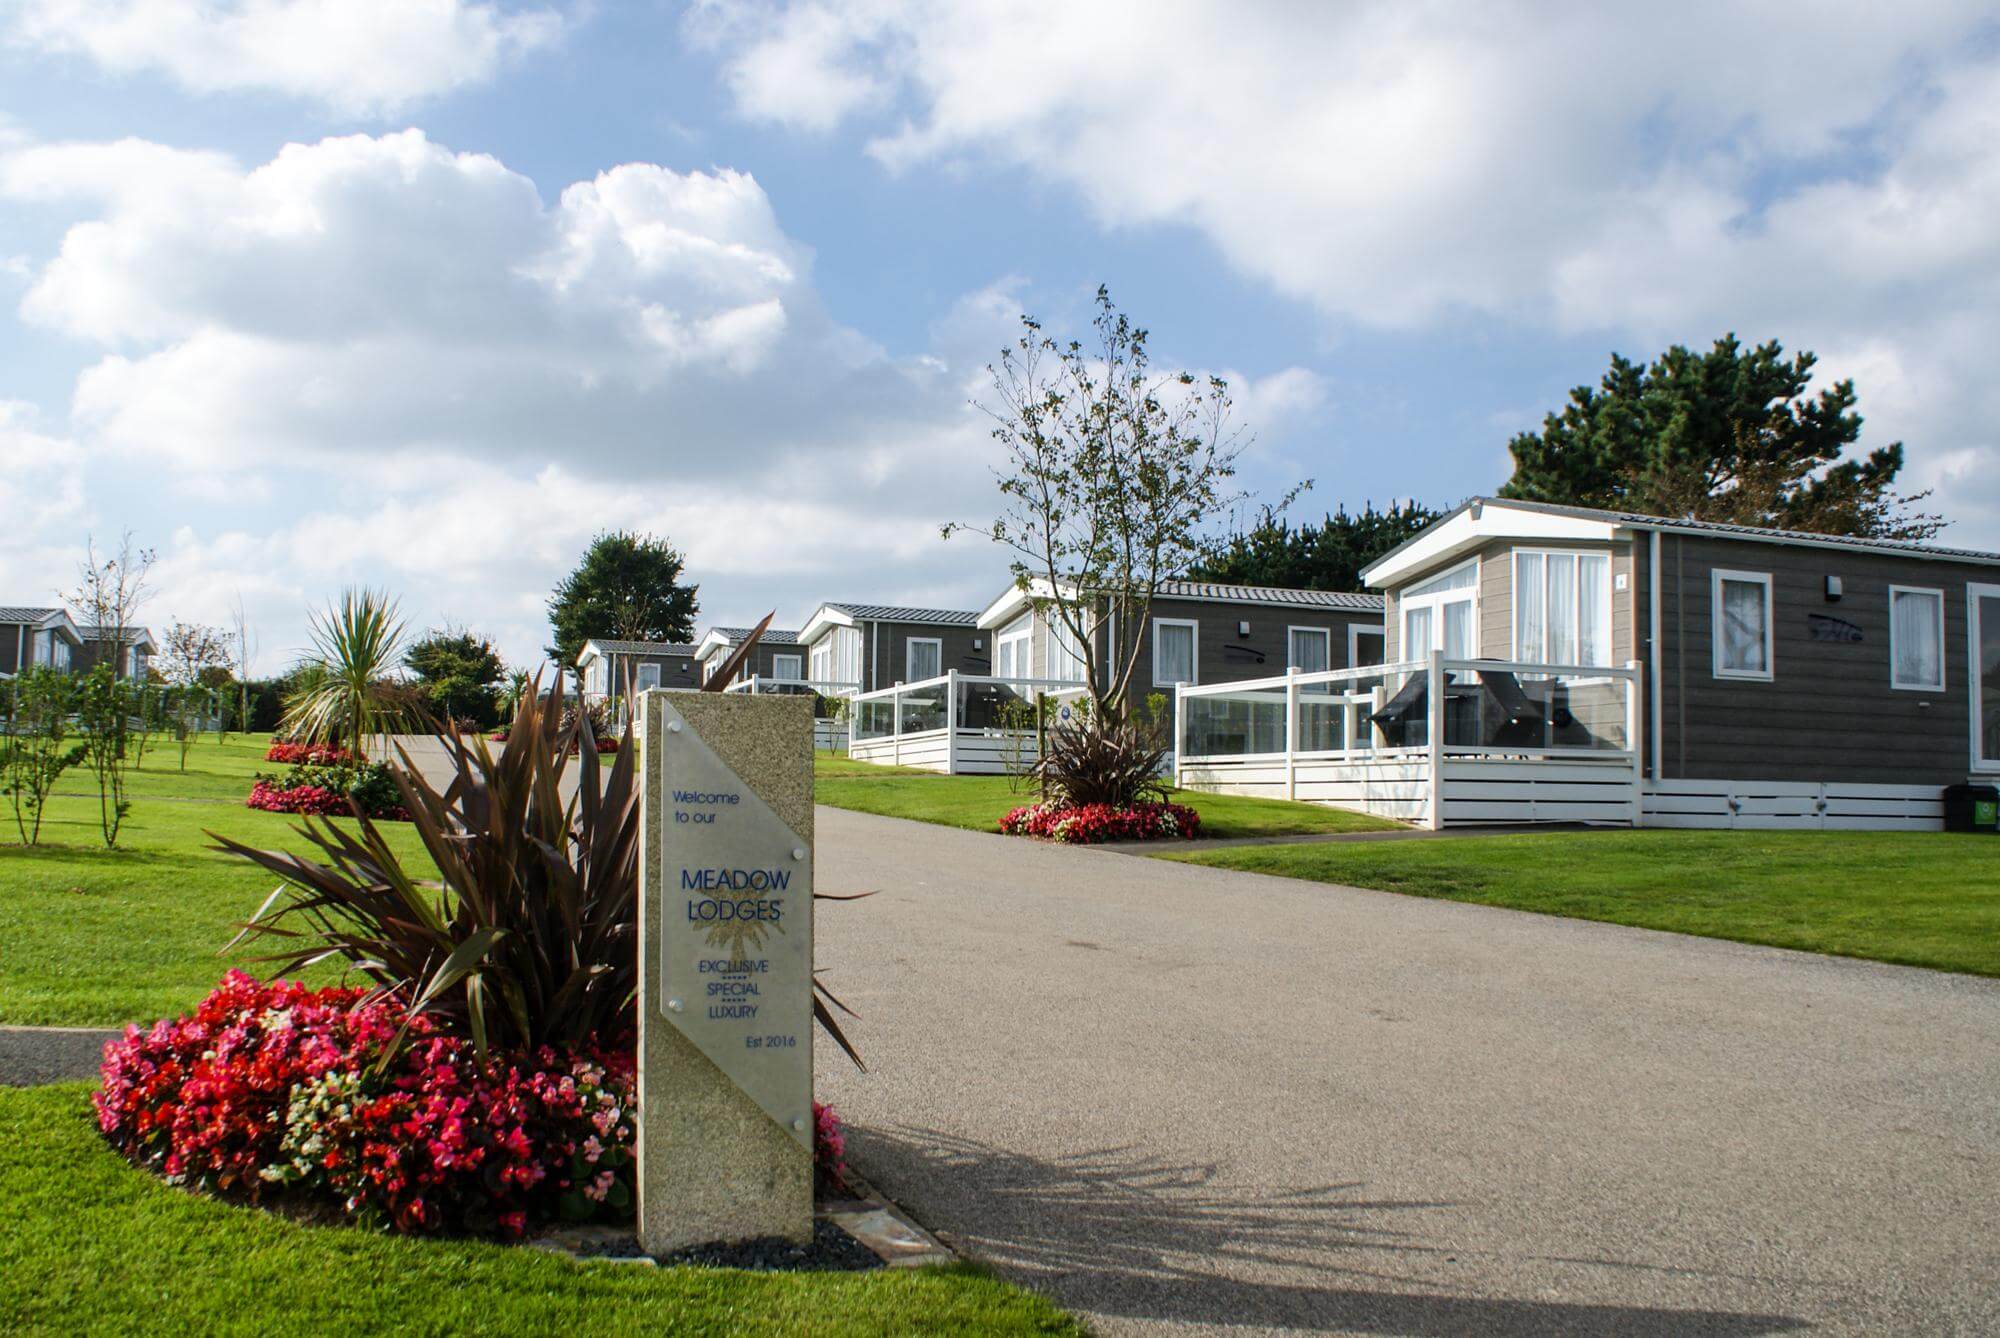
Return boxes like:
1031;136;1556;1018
811;807;2000;1336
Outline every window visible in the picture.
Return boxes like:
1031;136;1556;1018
1972;585;2000;770
1514;550;1612;666
1287;626;1330;674
772;653;802;683
1890;586;1944;691
904;639;940;682
995;614;1033;681
634;662;661;692
809;639;832;685
1399;558;1477;660
1153;618;1197;686
1046;616;1087;683
1349;625;1386;667
1712;569;1773;680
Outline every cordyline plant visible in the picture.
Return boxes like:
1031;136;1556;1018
211;612;863;1068
280;588;408;760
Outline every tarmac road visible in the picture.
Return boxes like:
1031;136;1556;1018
811;806;2000;1336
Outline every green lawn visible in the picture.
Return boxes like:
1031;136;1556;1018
1167;829;2000;977
0;1083;1076;1337
0;735;435;1026
811;754;1400;840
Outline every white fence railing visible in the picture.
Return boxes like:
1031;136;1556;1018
1175;652;1642;826
722;676;860;697
846;670;1086;771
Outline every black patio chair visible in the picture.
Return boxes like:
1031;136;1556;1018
1479;669;1548;748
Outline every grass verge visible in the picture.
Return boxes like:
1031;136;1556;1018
1166;829;2000;976
811;756;1399;840
0;1083;1077;1336
0;735;433;1026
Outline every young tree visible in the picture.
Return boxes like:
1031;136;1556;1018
0;669;85;846
75;666;136;847
546;533;700;678
1501;335;1943;540
403;626;506;728
67;531;155;668
1188;501;1445;590
946;286;1258;720
230;594;257;736
159;622;231;769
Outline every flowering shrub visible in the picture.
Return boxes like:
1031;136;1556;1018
248;760;407;820
264;741;354;766
998;799;1201;844
98;972;847;1239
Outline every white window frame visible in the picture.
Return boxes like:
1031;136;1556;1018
771;653;803;683
995;614;1033;681
903;639;941;683
1348;624;1386;668
1888;585;1945;693
1286;625;1331;673
633;662;662;692
1152;617;1199;687
1711;568;1774;682
1511;548;1614;667
1398;556;1480;661
1045;615;1088;683
1969;584;2000;772
809;639;833;685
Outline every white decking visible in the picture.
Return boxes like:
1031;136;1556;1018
846;672;1085;774
1176;655;1644;829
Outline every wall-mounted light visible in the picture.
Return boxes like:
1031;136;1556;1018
1825;575;1843;602
972;637;983;650
1238;620;1251;637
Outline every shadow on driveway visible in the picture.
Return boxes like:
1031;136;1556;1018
855;1123;1806;1336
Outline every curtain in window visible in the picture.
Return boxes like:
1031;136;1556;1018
832;627;862;686
1545;553;1576;663
1892;590;1941;687
1046;618;1087;682
1288;628;1329;673
1578;554;1609;665
1155;622;1194;684
1514;552;1544;660
1721;580;1767;671
1404;606;1433;659
1442;601;1474;659
907;641;940;681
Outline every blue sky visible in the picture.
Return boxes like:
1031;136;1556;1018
3;1;1997;673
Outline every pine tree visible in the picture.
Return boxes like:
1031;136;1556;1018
1188;502;1444;590
1501;335;1942;540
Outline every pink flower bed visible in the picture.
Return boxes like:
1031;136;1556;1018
97;971;848;1238
264;741;353;766
998;800;1201;844
246;780;409;822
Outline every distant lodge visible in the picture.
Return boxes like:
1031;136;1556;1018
578;499;2000;832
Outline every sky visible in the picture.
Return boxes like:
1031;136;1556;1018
2;1;1998;675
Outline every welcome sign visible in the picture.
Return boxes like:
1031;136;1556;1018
656;703;814;1141
636;690;815;1252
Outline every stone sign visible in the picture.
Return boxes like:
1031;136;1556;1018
636;689;815;1254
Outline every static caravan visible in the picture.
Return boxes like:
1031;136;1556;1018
577;638;700;707
1176;496;2000;830
975;577;1388;694
0;607;82;678
76;625;157;680
694;626;805;689
797;602;985;696
845;577;1386;773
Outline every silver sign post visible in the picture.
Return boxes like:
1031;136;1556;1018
636;689;815;1253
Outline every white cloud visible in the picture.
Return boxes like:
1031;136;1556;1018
695;0;2000;537
7;0;563;116
1;129;1322;667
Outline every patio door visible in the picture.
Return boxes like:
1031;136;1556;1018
1970;585;2000;770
